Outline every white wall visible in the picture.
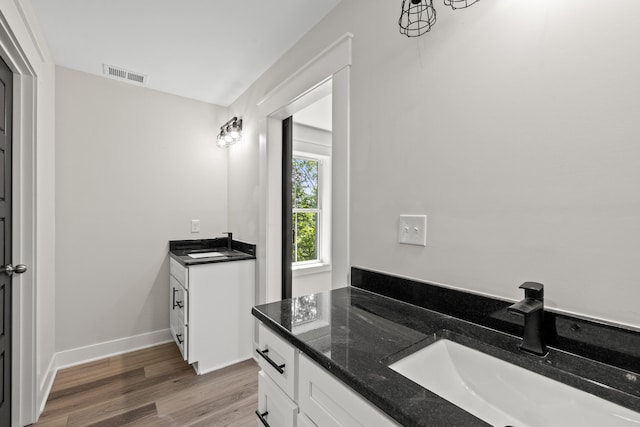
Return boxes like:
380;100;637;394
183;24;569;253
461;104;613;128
55;67;229;353
229;0;640;329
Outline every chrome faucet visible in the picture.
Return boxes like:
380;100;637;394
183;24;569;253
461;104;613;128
508;282;547;356
223;232;233;250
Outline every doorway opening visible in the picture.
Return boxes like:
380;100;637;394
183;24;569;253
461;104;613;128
257;33;352;307
282;84;333;299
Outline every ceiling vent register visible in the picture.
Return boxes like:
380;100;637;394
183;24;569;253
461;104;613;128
102;64;147;84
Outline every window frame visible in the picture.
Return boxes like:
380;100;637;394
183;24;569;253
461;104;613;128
292;155;322;265
291;151;331;273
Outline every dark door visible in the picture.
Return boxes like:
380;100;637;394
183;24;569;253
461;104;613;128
282;116;293;299
0;55;13;426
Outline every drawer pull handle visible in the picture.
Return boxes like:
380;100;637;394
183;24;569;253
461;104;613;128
255;410;270;427
255;348;285;374
172;288;184;309
176;333;184;344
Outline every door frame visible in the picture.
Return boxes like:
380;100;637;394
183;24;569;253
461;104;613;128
256;33;352;304
281;116;292;299
0;13;38;427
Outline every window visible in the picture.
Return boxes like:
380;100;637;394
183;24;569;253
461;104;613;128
292;156;321;264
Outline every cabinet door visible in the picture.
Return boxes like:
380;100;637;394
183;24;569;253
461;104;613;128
258;371;298;427
298;354;399;427
169;314;187;361
188;260;255;372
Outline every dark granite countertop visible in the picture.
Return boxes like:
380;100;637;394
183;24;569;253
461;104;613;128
169;238;256;266
252;284;640;426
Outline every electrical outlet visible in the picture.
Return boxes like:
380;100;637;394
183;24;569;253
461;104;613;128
398;215;427;246
191;219;201;233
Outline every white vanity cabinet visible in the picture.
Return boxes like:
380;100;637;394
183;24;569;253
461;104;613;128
170;256;255;375
255;322;400;427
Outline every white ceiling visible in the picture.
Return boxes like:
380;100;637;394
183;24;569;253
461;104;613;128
31;0;341;106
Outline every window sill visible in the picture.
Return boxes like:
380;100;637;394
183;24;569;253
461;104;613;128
292;262;331;277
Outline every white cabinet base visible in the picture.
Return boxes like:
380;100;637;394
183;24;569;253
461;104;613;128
170;257;255;375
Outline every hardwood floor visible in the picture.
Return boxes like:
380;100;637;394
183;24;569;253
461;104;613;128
31;343;259;427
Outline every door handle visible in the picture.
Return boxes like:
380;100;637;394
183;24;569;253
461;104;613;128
2;264;27;276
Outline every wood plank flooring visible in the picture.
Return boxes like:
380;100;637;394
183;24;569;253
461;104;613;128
31;343;259;427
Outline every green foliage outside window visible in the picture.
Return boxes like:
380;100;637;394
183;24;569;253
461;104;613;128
292;158;319;263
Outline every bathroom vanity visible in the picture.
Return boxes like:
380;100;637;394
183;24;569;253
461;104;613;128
252;267;640;427
169;238;256;375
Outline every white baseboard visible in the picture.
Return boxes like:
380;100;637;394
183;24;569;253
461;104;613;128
38;354;57;414
55;328;173;370
35;329;173;420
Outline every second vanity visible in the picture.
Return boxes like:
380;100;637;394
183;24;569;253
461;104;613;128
169;237;256;375
252;267;640;427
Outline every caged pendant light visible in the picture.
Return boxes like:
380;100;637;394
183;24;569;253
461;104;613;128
399;0;479;37
444;0;479;9
399;0;437;37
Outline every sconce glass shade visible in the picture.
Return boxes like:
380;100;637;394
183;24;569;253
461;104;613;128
216;133;230;148
399;0;436;37
228;122;241;140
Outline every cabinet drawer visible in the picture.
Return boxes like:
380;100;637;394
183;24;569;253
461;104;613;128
298;354;399;427
170;275;188;320
258;323;297;400
257;371;298;427
170;320;187;361
169;257;188;288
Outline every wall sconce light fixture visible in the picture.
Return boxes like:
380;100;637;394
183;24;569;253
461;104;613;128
216;116;243;148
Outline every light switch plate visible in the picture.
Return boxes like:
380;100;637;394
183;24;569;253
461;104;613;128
398;215;427;246
191;219;201;233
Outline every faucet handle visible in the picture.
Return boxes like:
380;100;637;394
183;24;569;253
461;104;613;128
519;282;544;300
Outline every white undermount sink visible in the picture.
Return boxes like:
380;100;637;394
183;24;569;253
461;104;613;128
187;252;226;259
389;339;640;427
